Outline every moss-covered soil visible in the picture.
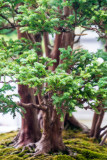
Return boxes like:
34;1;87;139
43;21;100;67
0;129;107;160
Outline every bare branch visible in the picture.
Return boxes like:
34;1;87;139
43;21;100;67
17;102;48;112
0;14;15;27
0;80;18;83
74;29;87;43
82;26;106;39
84;106;92;110
0;25;24;31
100;130;107;138
100;131;107;146
100;125;107;131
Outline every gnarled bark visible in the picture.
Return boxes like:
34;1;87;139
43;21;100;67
14;85;41;147
34;109;65;155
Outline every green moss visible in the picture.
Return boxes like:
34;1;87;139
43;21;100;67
75;154;87;160
0;130;106;160
53;155;75;160
3;155;23;160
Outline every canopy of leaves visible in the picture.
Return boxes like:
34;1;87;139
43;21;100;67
0;38;107;117
0;0;107;118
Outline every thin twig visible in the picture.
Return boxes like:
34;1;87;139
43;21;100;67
0;80;18;83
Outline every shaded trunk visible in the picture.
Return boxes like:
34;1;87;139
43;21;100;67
14;85;41;147
34;32;65;154
90;110;104;139
94;110;104;139
50;33;62;71
34;108;65;155
90;112;99;137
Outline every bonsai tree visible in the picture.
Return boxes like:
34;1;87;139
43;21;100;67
0;0;107;155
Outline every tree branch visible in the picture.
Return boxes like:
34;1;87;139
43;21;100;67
100;130;107;138
0;14;15;27
0;80;18;83
100;125;107;131
100;131;107;146
82;26;106;39
74;30;87;43
17;102;48;112
0;25;24;31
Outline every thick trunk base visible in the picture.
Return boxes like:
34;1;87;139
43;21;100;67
12;85;41;148
34;133;65;156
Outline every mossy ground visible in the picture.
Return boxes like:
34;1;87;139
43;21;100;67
0;129;107;160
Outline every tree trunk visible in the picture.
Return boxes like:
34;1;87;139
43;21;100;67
13;27;42;147
90;109;104;139
93;110;104;139
49;33;62;71
60;7;88;132
14;85;41;147
33;30;66;155
90;112;99;137
34;108;65;155
43;32;51;57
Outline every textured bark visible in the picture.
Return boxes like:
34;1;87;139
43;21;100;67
93;110;104;139
34;31;66;154
14;27;42;147
90;112;99;137
14;85;41;147
50;33;62;71
34;109;65;155
62;2;75;50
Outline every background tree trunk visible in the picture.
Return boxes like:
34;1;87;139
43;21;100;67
90;41;107;140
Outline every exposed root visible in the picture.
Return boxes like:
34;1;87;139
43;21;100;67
9;136;78;157
21;143;36;153
15;139;51;156
81;124;90;134
33;138;51;156
100;131;107;146
8;133;20;147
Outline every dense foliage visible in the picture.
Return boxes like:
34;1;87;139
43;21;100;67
0;0;107;117
0;41;107;118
